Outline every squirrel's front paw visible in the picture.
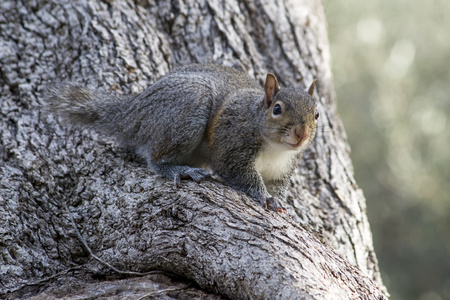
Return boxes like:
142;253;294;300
257;196;286;213
265;197;287;213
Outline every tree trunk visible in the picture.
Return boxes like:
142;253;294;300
0;0;388;299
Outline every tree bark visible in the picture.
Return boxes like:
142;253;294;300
0;0;387;299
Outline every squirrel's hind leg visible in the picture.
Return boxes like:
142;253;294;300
135;132;211;187
154;163;211;187
137;147;211;187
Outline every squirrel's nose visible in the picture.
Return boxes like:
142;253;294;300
293;125;309;142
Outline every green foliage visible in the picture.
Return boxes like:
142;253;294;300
323;0;450;299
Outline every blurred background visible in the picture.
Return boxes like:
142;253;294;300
323;0;450;299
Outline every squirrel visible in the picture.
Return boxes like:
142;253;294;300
46;64;319;212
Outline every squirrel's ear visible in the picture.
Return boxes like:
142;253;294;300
264;73;280;107
307;79;317;97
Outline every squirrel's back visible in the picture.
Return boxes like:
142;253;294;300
45;64;262;147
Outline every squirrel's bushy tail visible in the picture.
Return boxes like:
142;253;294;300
45;82;113;128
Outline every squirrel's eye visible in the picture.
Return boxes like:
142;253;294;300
273;103;283;115
315;110;319;120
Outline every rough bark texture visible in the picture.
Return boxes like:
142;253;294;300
0;0;387;299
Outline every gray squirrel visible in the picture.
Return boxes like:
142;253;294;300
46;64;318;212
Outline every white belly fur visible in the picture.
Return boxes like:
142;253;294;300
254;142;300;183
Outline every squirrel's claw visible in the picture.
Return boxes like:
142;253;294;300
174;174;182;188
255;195;286;213
265;197;287;213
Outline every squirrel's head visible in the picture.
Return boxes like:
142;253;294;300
262;74;318;151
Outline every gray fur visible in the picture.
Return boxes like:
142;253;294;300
45;64;317;211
